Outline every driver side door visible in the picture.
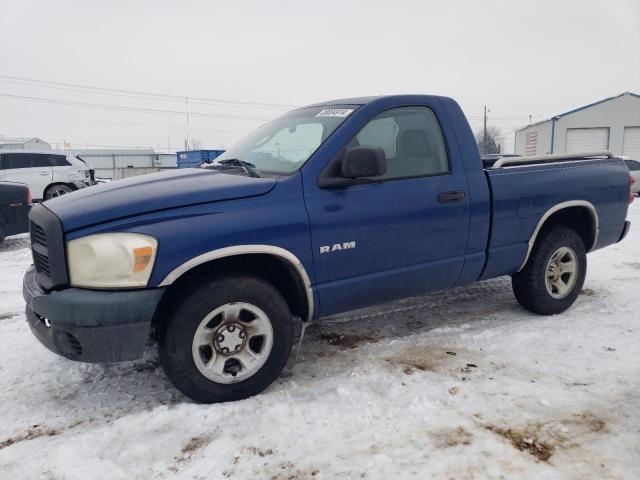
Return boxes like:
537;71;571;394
304;105;470;317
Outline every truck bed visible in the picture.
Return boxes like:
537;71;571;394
480;157;630;280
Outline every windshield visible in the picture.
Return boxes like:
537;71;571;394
215;105;357;175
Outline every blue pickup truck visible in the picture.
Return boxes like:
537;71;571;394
23;95;633;403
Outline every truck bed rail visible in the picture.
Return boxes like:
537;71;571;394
492;151;617;168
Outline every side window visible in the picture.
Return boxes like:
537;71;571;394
48;155;71;167
351;106;449;180
30;154;53;168
625;160;640;171
2;153;29;169
355;116;397;159
2;153;54;168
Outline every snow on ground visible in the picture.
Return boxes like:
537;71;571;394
1;205;639;480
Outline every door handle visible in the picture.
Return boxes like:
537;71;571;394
38;172;49;176
437;191;465;203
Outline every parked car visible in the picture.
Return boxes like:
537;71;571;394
0;151;95;201
625;159;640;195
0;181;31;245
23;95;633;403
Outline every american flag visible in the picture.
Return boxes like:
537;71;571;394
525;132;537;156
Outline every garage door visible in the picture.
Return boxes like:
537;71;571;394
623;127;640;159
565;128;609;152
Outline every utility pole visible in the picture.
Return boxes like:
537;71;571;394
483;106;488;154
185;97;190;151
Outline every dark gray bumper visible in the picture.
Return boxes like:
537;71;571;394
618;221;631;242
23;266;165;363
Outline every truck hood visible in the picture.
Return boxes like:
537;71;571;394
44;168;277;232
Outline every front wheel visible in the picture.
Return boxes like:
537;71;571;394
44;184;73;199
512;226;587;315
159;275;293;403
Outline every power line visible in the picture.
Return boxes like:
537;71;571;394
0;92;275;120
56;141;180;151
0;74;299;109
0;109;250;135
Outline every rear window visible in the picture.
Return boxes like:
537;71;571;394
48;155;71;167
625;159;640;171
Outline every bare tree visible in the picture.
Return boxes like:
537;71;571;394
189;137;201;150
475;126;502;155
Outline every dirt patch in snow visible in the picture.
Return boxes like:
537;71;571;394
567;411;607;433
0;236;30;251
263;461;319;480
386;345;475;376
579;288;597;296
316;331;379;349
387;345;449;373
0;424;63;450
430;427;474;448
484;424;554;461
623;261;640;270
0;312;18;321
224;449;320;479
169;431;218;471
246;446;275;457
483;411;607;462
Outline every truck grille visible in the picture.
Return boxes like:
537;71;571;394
29;205;68;290
31;222;48;247
32;249;51;276
30;220;51;278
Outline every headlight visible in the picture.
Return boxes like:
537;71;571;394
67;233;158;288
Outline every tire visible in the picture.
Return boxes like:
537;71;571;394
44;184;73;200
512;226;587;315
159;274;293;403
0;223;5;246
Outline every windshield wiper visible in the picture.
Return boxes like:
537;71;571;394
216;158;260;178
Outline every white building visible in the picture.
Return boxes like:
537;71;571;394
515;92;640;158
73;149;177;180
0;137;51;150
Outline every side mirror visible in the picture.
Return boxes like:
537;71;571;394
341;146;387;178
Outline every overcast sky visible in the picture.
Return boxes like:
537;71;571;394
1;0;639;153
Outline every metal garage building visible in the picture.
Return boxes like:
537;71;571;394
73;149;177;180
0;137;51;150
514;92;640;157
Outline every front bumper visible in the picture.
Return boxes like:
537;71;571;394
23;266;165;363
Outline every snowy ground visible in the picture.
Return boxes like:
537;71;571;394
1;205;639;480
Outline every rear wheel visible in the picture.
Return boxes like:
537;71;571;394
159;274;293;403
44;184;73;199
512;226;587;315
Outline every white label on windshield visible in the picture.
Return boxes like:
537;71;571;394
316;108;354;118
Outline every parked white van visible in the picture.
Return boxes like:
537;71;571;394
0;151;95;200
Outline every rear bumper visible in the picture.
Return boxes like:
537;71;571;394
2;203;30;237
618;221;631;242
23;266;165;363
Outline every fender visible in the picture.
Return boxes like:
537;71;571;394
518;200;599;271
158;244;315;321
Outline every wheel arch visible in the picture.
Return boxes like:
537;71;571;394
518;200;598;272
44;182;77;197
156;245;314;323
